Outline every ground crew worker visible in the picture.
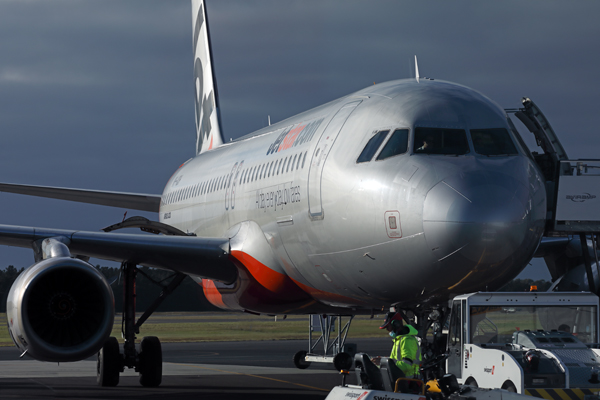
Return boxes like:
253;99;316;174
379;312;421;378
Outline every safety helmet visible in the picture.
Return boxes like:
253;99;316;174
379;312;403;329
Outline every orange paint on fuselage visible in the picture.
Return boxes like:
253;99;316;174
201;250;372;313
201;279;227;309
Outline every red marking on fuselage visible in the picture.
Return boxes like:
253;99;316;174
230;250;309;298
278;124;305;152
201;279;227;309
202;251;370;312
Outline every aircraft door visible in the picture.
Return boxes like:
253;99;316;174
447;300;465;378
307;100;361;219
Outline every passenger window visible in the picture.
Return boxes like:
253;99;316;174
471;128;518;156
268;161;274;177
414;128;469;155
357;130;389;163
376;129;409;160
291;155;297;171
301;152;307;168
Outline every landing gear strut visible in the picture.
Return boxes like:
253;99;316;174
96;262;185;387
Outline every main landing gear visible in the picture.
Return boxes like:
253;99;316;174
96;261;186;387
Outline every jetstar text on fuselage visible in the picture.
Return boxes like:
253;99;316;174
265;118;324;155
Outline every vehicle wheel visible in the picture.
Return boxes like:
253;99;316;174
97;337;121;387
502;381;517;392
333;352;353;371
139;336;162;387
465;377;478;388
293;350;311;369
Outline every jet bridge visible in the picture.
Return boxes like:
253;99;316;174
508;98;600;293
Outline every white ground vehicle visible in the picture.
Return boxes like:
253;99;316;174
447;292;600;399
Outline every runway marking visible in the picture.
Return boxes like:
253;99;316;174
170;363;329;392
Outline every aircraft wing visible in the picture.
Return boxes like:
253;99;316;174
0;182;161;212
0;224;237;283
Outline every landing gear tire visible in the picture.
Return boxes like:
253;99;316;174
333;352;353;371
502;381;517;392
97;337;121;387
293;350;311;369
138;336;162;387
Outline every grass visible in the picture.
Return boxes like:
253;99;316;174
0;312;386;346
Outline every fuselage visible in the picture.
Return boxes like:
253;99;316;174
159;78;546;313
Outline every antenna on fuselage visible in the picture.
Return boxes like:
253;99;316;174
415;55;420;83
268;115;271;126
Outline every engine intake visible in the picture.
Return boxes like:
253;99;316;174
6;257;114;362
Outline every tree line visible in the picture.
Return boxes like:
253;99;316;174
0;265;553;312
0;265;219;313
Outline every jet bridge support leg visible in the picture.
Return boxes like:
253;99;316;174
293;315;355;371
579;233;600;295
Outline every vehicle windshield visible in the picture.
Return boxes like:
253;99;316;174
471;128;518;156
414;127;469;155
470;305;597;345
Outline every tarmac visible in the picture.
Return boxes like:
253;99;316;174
0;338;390;399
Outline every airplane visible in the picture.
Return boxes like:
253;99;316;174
1;0;594;390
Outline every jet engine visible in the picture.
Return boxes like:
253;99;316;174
6;255;114;362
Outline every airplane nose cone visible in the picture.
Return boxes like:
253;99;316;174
423;170;544;291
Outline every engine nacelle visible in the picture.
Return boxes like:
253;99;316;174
6;257;114;362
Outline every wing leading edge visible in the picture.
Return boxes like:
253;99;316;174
0;224;237;283
0;183;161;212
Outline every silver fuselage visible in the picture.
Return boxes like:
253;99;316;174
159;78;546;312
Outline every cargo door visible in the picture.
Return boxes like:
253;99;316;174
307;100;361;219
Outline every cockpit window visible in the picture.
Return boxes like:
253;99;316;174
376;129;409;161
471;128;518;156
414;128;469;155
357;130;389;163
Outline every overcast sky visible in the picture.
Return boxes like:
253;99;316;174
1;0;599;280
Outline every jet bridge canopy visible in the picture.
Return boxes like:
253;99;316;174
507;98;600;233
508;98;600;294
